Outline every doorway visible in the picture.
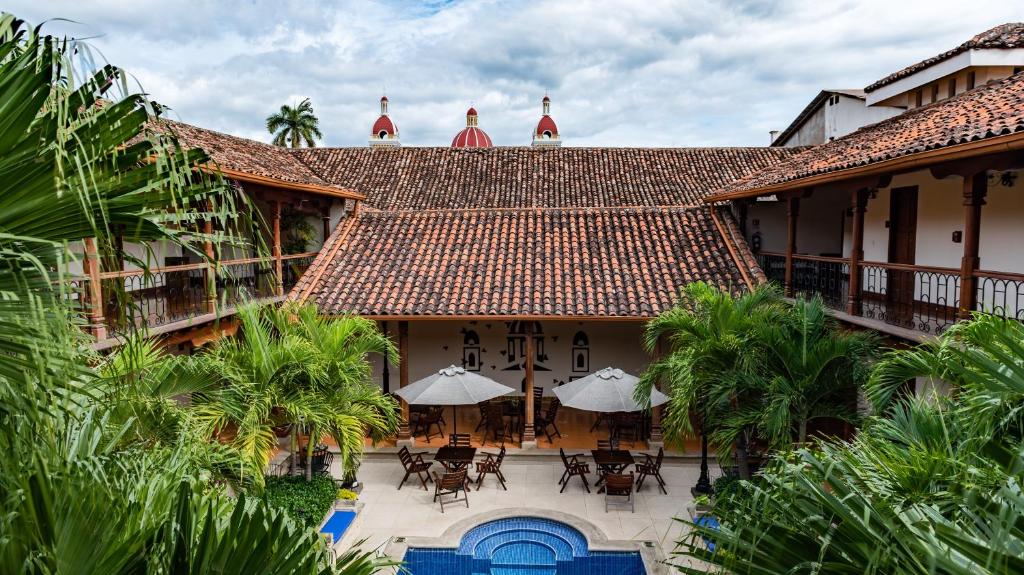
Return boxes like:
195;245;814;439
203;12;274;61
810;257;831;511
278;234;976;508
886;187;918;327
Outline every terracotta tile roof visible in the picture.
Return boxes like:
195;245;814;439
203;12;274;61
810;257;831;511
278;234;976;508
865;23;1024;93
156;120;360;198
711;72;1024;199
292;206;751;318
292;147;802;209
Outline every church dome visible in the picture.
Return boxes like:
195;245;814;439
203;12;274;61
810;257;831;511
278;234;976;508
369;96;400;148
451;107;493;148
532;95;561;147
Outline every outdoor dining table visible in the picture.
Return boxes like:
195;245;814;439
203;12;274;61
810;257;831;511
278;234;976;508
591;449;635;493
435;446;477;472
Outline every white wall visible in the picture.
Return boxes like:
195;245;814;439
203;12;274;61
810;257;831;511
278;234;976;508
369;320;652;393
744;192;846;256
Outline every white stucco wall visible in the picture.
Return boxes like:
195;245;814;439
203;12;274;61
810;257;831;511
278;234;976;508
744;191;846;256
369;320;652;394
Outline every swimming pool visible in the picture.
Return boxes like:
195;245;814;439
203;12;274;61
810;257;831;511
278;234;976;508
403;517;646;575
319;510;356;545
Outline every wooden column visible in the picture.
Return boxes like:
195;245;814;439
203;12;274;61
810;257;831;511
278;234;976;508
83;237;107;340
522;321;536;446
272;200;284;296
203;207;217;314
784;196;800;297
321;205;331;245
648;336;665;446
958;171;988;320
846;189;869;316
397;321;412;442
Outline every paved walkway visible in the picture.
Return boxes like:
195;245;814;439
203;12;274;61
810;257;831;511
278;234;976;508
335;455;704;568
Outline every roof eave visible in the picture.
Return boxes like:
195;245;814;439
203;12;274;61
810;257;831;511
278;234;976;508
708;130;1024;202
201;165;366;200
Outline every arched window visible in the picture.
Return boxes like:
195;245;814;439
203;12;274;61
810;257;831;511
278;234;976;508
462;329;481;371
542;130;552;139
378;130;388;139
571;330;589;373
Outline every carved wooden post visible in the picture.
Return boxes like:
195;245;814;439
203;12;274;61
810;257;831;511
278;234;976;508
321;205;331;246
847;189;868;316
83;237;107;340
784;196;800;297
958;171;987;320
648;335;665;447
272;200;284;296
397;320;412;444
522;321;537;447
203;205;217;314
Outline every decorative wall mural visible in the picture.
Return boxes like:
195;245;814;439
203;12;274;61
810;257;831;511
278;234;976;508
462;329;481;372
571;330;590;373
502;321;550;372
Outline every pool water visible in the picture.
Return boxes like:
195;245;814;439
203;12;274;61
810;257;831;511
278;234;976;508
404;517;645;575
319;510;356;544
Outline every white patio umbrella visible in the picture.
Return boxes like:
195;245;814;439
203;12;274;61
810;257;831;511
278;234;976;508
395;365;515;435
553;367;668;412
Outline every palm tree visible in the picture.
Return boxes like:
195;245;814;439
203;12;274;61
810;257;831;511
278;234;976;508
676;315;1024;574
0;14;394;572
729;296;880;448
191;302;399;484
266;98;323;148
636;281;783;480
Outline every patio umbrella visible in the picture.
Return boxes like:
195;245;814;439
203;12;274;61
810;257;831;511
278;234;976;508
395;365;515;435
553;367;668;412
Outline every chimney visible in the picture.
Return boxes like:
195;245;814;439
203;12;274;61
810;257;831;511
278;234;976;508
769;130;780;145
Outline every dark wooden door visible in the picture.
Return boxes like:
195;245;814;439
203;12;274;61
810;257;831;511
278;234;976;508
886;187;918;326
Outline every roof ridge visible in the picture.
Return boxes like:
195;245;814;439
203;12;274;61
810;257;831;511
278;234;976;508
356;204;710;215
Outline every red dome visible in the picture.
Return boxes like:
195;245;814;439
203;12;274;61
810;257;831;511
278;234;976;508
372;114;398;137
451;127;493;147
542;95;550;103
535;115;558;137
466;107;478;116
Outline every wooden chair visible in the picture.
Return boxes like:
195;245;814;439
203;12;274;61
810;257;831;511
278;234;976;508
432;469;469;513
311;449;333;476
413;406;445;441
558;448;591;493
596;438;620;451
448;433;471;447
534;398;562;442
474;446;507;490
636;447;667;494
397;446;433;490
604;472;635;512
474;403;490;432
590;412;611;432
484;403;512;446
612;412;642;445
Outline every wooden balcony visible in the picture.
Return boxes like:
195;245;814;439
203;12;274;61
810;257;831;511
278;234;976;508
756;251;1024;339
72;251;317;347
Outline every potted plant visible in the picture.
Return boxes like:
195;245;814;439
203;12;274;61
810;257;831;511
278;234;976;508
336;488;359;508
688;494;713;519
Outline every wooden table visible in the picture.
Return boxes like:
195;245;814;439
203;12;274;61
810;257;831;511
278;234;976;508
591;449;634;492
434;446;477;471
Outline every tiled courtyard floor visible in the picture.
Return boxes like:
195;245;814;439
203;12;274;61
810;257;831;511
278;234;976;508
334;454;705;569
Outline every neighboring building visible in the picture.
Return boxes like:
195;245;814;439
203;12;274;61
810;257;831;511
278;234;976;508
864;22;1024;109
532;95;562;148
771;89;902;147
368;96;400;148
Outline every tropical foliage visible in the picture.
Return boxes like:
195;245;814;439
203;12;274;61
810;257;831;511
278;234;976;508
0;14;393;573
638;282;878;478
262;475;341;528
190;302;400;485
266;97;323;148
678;315;1024;574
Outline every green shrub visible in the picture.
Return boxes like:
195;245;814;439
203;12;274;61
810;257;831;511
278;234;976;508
261;475;337;528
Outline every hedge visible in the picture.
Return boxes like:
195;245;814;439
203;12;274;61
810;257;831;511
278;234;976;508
261;475;337;528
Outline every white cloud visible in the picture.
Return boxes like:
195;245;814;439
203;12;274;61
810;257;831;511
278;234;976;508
7;0;1021;147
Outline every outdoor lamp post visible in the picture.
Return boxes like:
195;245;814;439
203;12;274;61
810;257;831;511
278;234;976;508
692;414;713;496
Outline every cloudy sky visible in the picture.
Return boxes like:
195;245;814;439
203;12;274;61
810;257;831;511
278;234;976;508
9;1;1021;147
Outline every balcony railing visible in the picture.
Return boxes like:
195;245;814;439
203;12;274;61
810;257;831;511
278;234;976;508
756;251;1022;337
72;252;318;337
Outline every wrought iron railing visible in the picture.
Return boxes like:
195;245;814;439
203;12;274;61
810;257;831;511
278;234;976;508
754;252;787;286
976;270;1024;321
792;255;849;311
858;261;960;335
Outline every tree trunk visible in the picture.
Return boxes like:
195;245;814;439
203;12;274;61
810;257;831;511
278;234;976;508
798;418;808;445
735;431;752;480
304;429;315;481
289;427;298;475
